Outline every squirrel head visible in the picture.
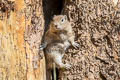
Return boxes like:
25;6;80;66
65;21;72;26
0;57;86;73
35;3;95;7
50;15;69;31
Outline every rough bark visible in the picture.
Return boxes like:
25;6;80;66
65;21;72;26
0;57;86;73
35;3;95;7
0;0;45;80
60;0;120;80
42;0;120;80
1;0;120;80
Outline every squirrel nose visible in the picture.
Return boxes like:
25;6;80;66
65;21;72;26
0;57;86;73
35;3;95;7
54;24;58;28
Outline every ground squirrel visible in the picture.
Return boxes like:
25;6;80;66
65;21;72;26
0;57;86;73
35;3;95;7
41;15;79;69
41;15;79;80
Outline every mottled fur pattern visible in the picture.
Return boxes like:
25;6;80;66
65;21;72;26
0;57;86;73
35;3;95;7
41;15;79;70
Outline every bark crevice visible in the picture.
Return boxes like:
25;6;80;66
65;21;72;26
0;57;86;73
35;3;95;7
42;0;64;31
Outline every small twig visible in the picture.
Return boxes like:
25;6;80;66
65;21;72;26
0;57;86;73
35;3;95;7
53;63;56;80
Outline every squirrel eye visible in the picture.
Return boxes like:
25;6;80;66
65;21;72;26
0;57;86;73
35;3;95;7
61;19;64;22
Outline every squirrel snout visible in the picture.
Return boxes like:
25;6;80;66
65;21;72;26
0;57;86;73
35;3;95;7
54;24;58;28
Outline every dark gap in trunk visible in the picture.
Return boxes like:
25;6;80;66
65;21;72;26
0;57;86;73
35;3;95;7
42;0;65;80
42;0;64;32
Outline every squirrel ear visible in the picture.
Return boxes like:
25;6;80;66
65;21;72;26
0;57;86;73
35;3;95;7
53;15;57;17
52;15;57;21
64;15;67;20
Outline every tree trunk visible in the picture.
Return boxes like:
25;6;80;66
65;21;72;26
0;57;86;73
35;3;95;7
42;0;120;80
0;0;120;80
0;0;46;80
61;0;120;80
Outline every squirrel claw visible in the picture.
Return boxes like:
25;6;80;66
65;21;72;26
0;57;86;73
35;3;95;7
72;42;79;49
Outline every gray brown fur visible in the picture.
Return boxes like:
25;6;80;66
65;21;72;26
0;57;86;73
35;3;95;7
42;15;79;70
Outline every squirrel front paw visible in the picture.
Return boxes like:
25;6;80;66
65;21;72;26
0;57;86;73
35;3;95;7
72;42;79;49
65;63;71;69
39;43;46;50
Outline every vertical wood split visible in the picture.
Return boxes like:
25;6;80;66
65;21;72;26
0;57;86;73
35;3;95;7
0;0;46;80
